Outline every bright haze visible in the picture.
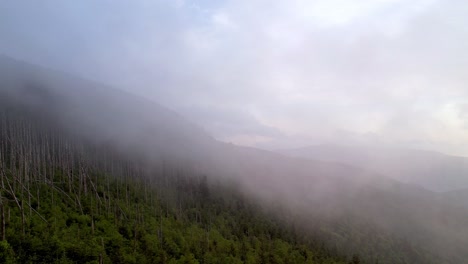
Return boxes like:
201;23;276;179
1;0;467;156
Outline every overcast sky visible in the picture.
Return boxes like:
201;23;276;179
1;0;468;155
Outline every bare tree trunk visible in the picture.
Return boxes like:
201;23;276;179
0;200;5;241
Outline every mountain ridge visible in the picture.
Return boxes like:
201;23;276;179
278;143;468;192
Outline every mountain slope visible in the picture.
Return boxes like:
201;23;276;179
0;55;216;163
0;148;346;263
2;56;468;263
0;57;347;263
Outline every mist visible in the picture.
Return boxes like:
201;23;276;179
2;0;468;156
1;1;468;264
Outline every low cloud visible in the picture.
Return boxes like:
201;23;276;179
1;0;468;155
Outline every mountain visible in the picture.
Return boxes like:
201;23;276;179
0;56;346;263
2;56;468;263
278;144;468;192
0;55;216;162
0;114;343;264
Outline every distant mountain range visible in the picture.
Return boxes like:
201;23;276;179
278;144;468;192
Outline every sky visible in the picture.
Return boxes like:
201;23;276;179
1;0;468;156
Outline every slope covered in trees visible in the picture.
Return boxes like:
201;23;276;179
0;101;348;263
2;56;468;264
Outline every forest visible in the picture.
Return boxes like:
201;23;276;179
0;104;352;263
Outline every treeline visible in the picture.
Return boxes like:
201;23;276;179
0;107;350;263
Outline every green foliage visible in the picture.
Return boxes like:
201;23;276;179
0;168;347;264
0;240;15;263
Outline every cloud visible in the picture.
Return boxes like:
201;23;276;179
178;105;284;139
1;0;468;155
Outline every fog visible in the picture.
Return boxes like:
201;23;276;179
2;1;468;263
2;0;468;156
2;54;468;263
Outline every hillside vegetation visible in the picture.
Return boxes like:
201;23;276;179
0;108;348;263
